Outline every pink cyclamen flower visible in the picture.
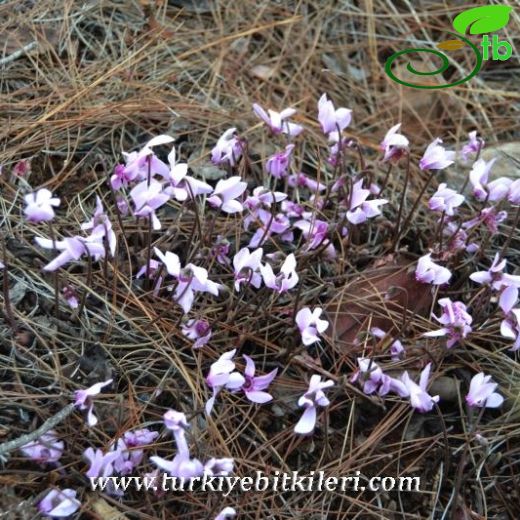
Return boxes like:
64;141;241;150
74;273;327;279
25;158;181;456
346;179;387;224
398;363;440;413
469;158;511;202
205;349;245;414
207;176;248;213
317;93;352;135
260;253;299;293
151;410;204;478
415;254;452;285
293;218;329;250
164;145;212;201
380;123;409;162
20;430;63;465
294;375;334;434
83;447;120;478
266;144;295;179
287;172;326;192
428;183;464;216
424;297;472;348
500;308;520;351
129;179;170;230
463;206;507;234
211;128;243;167
370;327;405;361
233;247;263;292
181;319;212;349
204;457;234;476
508;179;520;205
351;358;393;396
466;373;504;408
461;131;482;161
61;286;79;309
80;196;117;257
154;247;181;276
419;138;455;171
35;235;106;272
74;379;113;427
24;189;60;223
38;489;80;518
240;355;277;403
215;506;237;520
253;103;303;136
470;253;520;292
295;307;329;346
174;264;221;314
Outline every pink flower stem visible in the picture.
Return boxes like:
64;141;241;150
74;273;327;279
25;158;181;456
1;240;15;331
392;153;411;251
47;222;60;318
397;167;435;248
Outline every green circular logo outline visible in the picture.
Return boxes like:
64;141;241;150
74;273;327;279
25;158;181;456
384;33;483;89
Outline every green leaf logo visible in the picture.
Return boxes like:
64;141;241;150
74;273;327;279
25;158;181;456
452;5;512;35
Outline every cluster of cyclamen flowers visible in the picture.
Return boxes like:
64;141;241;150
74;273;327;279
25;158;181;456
15;93;518;518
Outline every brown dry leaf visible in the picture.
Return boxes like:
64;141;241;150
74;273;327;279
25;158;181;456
325;255;432;352
91;497;129;520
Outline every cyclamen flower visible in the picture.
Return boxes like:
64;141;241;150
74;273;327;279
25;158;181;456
423;297;472;348
419;138;455;171
130;179;169;230
428;184;464;216
151;410;204;479
164;146;212;201
248;210;293;248
461;131;483;161
20;430;63;465
233;247;263;291
351;358;393;396
469;253;520;293
469;158;511;201
112;429;159;475
211;235;231;266
215;507;237;520
204;457;234;476
61;286;79;309
83;447;120;478
211;128;243;167
288;172;326;192
253;103;303;136
317;93;352;135
295;307;329;346
207;176;248;213
112;135;173;190
181;319;212;349
415;254;452;285
370;327;405;361
380;123;409;162
24;189;60;223
80;196;116;257
463;206;507;233
346;179;387;224
266;144;295;179
500;308;520;351
74;379;112;427
205;349;245;414
294;218;330;250
38;489;80;518
294;375;334;434
508;179;520;205
35;235;106;272
260;253;299;293
466;373;504;408
398;363;440;413
240;355;277;403
174;265;221;314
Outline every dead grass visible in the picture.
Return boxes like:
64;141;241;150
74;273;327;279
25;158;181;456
1;1;519;519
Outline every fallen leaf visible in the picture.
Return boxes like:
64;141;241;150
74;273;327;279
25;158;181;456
325;255;432;352
91;497;129;520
